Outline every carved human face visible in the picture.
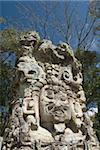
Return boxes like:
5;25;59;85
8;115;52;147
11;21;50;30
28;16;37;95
17;56;45;82
40;85;71;123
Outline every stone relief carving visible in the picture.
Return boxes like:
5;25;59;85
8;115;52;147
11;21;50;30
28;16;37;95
2;31;99;150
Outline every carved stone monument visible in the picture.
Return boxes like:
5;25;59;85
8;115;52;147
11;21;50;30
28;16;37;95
1;31;99;150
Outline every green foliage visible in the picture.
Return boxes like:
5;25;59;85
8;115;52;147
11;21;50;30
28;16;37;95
75;48;100;141
89;1;100;48
0;62;16;134
75;49;100;103
0;17;6;24
0;28;20;53
89;0;100;18
0;62;15;106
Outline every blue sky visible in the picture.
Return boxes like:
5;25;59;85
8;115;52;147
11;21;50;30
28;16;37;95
0;0;99;53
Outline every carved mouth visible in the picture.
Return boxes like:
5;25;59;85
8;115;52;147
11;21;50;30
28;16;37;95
46;104;67;121
54;110;64;115
53;110;65;119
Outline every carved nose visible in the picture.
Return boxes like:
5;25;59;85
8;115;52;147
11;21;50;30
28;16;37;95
55;101;61;107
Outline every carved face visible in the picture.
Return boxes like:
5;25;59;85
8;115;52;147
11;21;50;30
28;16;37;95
40;85;71;123
17;56;45;82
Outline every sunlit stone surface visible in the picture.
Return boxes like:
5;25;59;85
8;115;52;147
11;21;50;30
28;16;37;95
1;31;99;150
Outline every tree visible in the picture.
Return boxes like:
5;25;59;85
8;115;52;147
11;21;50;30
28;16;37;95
89;0;100;18
0;19;20;131
89;0;100;48
5;1;97;51
75;49;100;141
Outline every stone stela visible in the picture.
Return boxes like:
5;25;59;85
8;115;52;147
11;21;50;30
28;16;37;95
1;31;100;150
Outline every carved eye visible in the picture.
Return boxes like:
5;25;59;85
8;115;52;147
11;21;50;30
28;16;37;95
47;102;54;110
48;105;54;110
18;60;25;63
18;62;25;67
63;106;69;111
73;76;77;81
55;73;58;78
28;70;36;74
54;90;58;94
61;97;66;101
77;94;81;98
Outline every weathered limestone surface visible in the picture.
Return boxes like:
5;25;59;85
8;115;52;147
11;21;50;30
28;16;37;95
1;31;99;150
